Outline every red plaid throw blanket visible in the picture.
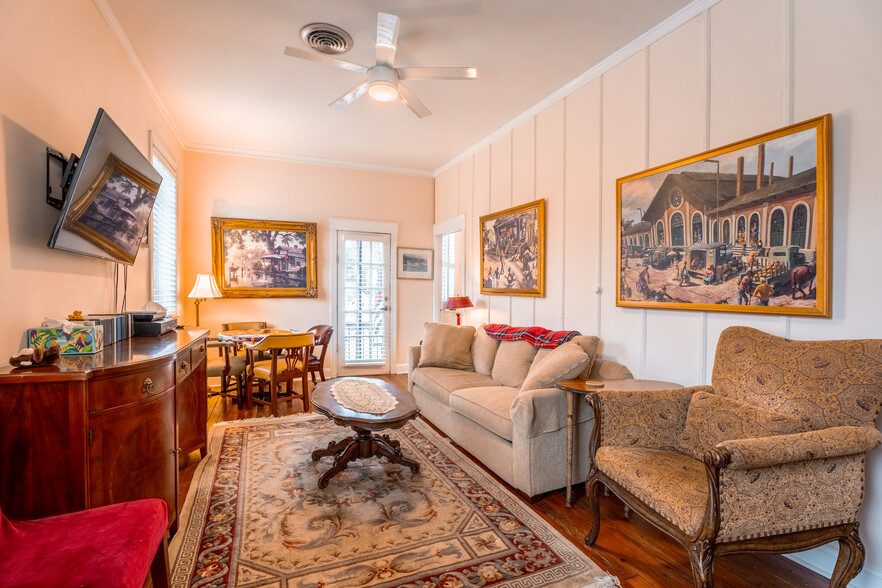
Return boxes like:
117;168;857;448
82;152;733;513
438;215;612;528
483;324;581;349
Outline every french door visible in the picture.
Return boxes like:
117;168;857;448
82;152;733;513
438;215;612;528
336;231;392;376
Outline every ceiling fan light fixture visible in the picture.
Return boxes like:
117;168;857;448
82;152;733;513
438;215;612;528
368;81;398;102
367;65;400;103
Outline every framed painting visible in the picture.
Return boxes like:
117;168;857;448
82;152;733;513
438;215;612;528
617;114;831;317
211;217;318;298
64;153;160;264
480;199;545;297
398;247;433;279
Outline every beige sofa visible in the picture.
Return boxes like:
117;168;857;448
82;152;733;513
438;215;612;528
407;323;632;498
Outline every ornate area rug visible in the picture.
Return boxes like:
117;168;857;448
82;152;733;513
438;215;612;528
170;414;619;588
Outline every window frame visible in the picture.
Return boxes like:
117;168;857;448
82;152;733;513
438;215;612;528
432;215;466;322
148;132;178;316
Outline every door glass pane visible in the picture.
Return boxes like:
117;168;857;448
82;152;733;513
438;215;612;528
340;233;389;367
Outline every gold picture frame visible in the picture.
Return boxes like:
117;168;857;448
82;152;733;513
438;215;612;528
211;217;318;298
64;153;160;264
480;199;545;297
617;114;831;317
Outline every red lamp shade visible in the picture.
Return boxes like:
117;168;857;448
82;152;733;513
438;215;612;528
444;296;474;325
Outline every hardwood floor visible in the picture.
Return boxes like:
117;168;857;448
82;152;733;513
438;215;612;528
179;374;829;588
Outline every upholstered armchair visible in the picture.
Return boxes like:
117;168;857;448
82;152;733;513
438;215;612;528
584;326;882;588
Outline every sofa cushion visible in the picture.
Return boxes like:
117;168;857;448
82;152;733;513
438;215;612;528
520;342;589;392
571;335;600;379
418;322;476;370
596;445;708;535
449;386;520;441
411;367;499;405
491;340;537;387
472;327;499;376
678;391;811;461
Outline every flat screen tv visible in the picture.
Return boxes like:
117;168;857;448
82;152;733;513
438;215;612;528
48;108;162;265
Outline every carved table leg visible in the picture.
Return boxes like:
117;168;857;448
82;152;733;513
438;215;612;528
373;435;420;474
314;427;420;488
830;523;865;588
317;441;360;489
311;436;354;461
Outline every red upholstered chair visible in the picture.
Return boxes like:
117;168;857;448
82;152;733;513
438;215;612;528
0;498;170;588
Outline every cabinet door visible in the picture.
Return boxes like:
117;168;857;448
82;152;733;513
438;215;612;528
88;387;176;526
177;358;207;458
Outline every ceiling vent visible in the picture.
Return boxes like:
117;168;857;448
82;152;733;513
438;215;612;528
300;23;353;55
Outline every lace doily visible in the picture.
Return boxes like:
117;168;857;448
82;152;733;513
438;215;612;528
331;379;399;415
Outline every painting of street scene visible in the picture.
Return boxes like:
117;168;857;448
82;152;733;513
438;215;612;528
617;115;830;317
65;154;160;265
211;217;317;298
480;199;545;297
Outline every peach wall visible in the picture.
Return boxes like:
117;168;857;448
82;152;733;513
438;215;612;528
434;0;882;582
180;151;434;371
0;0;184;349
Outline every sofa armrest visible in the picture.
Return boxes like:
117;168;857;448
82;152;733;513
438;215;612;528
709;425;882;470
595;385;710;450
589;358;633;381
511;387;574;437
407;345;422;391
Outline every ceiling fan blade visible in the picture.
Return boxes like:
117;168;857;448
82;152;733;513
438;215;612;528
397;82;431;118
375;12;400;66
284;46;368;74
329;80;368;108
398;67;477;81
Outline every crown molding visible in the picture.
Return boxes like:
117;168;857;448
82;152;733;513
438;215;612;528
92;0;186;149
187;143;434;177
432;0;722;177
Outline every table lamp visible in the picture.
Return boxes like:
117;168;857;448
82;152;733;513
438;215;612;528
188;274;222;327
444;295;474;325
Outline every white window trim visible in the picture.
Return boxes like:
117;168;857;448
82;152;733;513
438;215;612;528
148;130;178;314
329;218;399;377
432;215;466;322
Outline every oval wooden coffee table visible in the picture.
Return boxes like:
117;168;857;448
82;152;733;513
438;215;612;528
310;377;421;489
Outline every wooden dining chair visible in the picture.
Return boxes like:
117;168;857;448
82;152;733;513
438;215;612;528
206;339;246;404
306;325;334;384
223;321;269;362
245;332;315;417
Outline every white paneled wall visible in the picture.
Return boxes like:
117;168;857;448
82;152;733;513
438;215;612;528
432;0;882;582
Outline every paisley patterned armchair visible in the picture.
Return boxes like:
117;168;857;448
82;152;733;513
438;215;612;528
584;326;882;588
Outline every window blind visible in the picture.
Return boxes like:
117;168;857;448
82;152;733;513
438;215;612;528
151;155;177;313
441;232;455;305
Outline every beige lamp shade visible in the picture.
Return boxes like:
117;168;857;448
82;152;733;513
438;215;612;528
188;274;223;299
188;274;222;327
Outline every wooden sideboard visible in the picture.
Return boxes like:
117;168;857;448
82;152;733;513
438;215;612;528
0;328;208;529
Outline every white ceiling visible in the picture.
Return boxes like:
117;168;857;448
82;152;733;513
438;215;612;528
103;0;693;174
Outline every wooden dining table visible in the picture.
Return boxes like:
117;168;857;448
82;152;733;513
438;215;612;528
217;328;297;343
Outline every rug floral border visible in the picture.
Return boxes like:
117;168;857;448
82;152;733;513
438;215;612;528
170;415;615;587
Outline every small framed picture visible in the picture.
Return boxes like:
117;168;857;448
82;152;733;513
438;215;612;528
398;247;433;279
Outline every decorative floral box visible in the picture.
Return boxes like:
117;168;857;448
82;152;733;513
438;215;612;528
27;326;104;355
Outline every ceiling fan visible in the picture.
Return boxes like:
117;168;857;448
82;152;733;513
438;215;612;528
284;12;477;118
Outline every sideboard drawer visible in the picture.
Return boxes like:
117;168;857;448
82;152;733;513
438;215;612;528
90;363;175;413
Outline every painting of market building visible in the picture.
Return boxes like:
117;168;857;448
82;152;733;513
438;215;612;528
480;199;545;297
616;115;831;317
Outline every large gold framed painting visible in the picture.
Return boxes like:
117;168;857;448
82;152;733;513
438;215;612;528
617;115;831;317
480;199;545;297
211;217;318;298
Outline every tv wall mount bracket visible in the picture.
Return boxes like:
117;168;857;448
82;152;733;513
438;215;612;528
45;147;79;210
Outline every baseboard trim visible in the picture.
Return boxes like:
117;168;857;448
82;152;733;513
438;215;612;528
785;544;882;587
394;363;408;375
